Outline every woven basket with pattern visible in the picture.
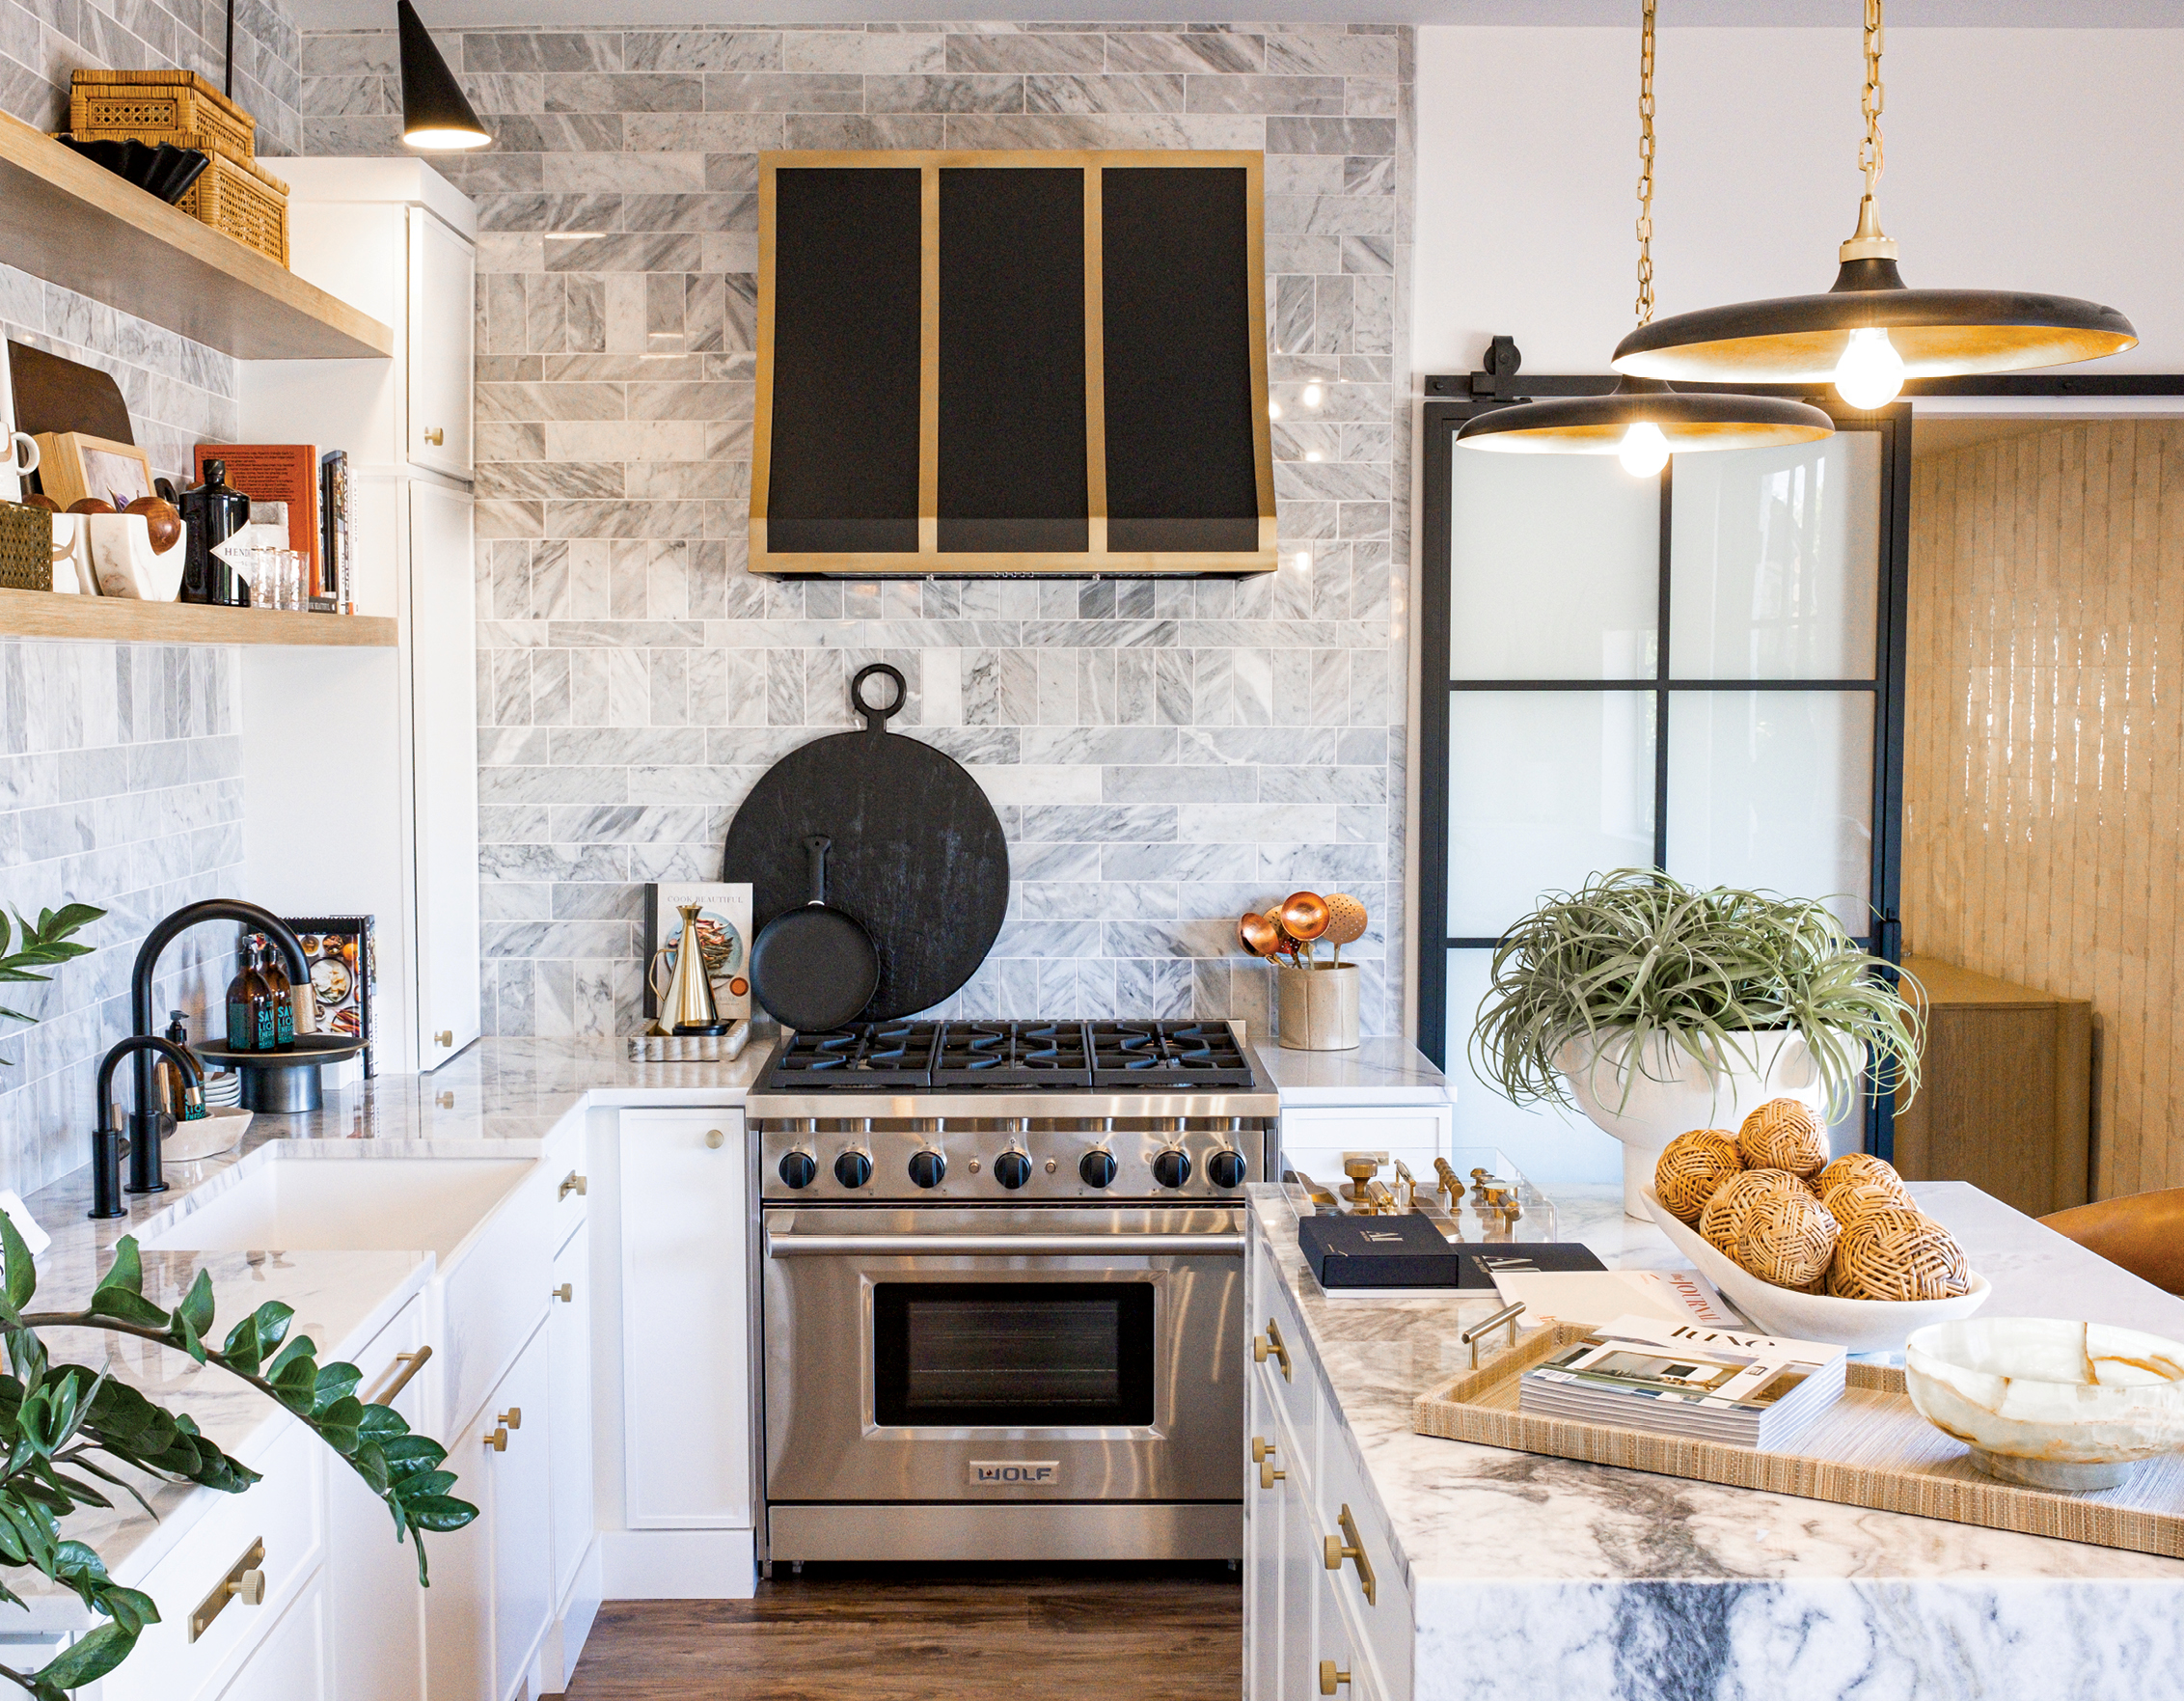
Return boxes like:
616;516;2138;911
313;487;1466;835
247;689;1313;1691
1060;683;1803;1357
1735;1191;1840;1287
1737;1098;1829;1178
178;151;289;267
69;69;255;166
1830;1207;1972;1302
1654;1129;1742;1222
1700;1167;1808;1256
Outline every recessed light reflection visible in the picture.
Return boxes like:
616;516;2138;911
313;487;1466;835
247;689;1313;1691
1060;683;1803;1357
1301;383;1324;408
1269;400;1283;420
1291;551;1312;572
1305;451;1323;462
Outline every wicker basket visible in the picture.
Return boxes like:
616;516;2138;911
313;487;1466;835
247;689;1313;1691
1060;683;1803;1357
178;151;289;267
69;69;255;166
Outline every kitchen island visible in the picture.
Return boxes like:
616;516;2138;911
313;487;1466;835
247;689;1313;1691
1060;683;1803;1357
1244;1182;2184;1701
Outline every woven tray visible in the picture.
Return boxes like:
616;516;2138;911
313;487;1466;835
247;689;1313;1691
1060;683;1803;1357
1413;1321;2184;1560
69;69;255;165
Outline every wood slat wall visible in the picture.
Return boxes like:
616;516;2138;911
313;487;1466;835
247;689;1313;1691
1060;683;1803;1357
1904;421;2184;1200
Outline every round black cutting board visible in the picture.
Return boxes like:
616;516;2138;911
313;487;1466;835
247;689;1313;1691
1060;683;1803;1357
723;665;1009;1023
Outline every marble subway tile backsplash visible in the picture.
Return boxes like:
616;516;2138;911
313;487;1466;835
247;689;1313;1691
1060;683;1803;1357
303;20;1415;1042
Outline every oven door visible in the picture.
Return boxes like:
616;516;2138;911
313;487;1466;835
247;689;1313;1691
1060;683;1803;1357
762;1205;1243;1505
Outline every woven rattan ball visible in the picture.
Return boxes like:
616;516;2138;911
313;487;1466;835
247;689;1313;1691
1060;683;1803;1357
1654;1130;1743;1222
1699;1168;1806;1256
1815;1152;1899;1196
1736;1098;1828;1178
1734;1191;1841;1287
1822;1176;1915;1225
1830;1208;1973;1302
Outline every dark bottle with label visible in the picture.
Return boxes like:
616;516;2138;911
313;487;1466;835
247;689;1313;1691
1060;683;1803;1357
177;459;252;607
225;939;276;1052
158;1009;205;1120
254;934;297;1051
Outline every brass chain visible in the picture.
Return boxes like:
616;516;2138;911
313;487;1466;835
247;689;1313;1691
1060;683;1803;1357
1859;0;1884;199
1634;0;1656;326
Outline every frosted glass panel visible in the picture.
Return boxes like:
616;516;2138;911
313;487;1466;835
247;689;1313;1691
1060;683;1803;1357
1444;949;1622;1185
1448;691;1655;938
1450;453;1658;680
1664;691;1874;932
1668;433;1881;679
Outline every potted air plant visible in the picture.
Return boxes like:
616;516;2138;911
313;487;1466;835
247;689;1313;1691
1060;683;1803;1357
1471;869;1925;1217
1238;891;1368;1052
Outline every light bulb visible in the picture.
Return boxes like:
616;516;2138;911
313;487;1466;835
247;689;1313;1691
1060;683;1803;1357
1834;327;1904;409
1616;421;1670;478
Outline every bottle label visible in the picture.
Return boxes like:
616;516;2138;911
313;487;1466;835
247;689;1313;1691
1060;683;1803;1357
254;1000;276;1052
182;1101;208;1121
275;997;295;1049
227;1000;253;1050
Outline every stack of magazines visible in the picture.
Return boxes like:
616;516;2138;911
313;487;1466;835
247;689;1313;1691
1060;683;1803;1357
1518;1315;1847;1449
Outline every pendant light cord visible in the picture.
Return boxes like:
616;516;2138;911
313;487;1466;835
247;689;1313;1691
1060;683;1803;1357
1860;0;1884;203
1634;0;1656;327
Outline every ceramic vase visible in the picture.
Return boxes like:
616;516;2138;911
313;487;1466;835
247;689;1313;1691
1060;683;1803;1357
1557;1026;1822;1218
1277;962;1359;1052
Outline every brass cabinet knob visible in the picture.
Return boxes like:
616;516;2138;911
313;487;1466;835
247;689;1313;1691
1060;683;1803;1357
498;1407;521;1430
436;1091;454;1109
483;1427;506;1452
705;1128;725;1150
435;1029;453;1047
559;1171;587;1199
1252;1321;1292;1380
1251;1436;1275;1464
1260;1459;1285;1491
1319;1661;1351;1695
424;427;445;446
232;1569;267;1607
553;1282;574;1303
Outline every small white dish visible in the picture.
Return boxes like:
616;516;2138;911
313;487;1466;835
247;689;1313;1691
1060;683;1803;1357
165;1106;251;1164
1641;1185;1990;1354
1906;1317;2184;1491
87;513;184;600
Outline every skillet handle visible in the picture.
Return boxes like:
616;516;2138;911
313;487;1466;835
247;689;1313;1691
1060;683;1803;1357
804;836;831;907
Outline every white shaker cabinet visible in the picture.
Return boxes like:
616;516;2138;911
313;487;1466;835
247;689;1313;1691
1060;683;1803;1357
548;1222;596;1605
213;1573;331;1701
327;1296;428;1701
237;157;480;1076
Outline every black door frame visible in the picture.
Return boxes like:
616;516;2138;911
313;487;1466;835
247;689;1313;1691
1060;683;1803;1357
1417;388;1913;1155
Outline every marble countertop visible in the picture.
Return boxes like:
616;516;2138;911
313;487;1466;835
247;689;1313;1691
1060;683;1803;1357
1254;1036;1452;1105
1250;1181;2184;1699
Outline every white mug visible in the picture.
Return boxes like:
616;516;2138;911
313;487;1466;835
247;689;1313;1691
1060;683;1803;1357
0;429;33;506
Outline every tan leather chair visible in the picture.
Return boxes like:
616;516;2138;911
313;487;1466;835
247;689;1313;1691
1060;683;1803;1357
2040;1190;2184;1296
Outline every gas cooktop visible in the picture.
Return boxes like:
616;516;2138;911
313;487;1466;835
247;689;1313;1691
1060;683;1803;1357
759;1018;1260;1093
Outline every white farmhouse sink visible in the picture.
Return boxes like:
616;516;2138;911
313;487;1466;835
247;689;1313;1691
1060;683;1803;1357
144;1153;532;1263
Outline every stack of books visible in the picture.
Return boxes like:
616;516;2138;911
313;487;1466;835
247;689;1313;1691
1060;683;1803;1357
1518;1314;1847;1449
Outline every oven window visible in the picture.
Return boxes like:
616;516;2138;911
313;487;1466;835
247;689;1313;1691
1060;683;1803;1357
872;1282;1155;1427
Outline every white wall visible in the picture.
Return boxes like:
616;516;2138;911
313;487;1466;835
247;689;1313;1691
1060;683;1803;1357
1414;26;2184;380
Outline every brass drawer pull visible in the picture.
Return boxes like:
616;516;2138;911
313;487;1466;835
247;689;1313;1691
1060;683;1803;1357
483;1426;506;1452
1260;1458;1285;1491
1320;1662;1351;1695
499;1407;522;1430
365;1344;432;1407
189;1539;266;1642
559;1171;588;1199
554;1282;574;1303
424;427;445;447
434;1029;453;1047
1251;1436;1275;1464
1324;1503;1378;1605
1252;1320;1292;1380
705;1128;725;1150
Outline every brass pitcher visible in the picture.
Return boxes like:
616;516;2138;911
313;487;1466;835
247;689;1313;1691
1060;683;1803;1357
659;901;724;1034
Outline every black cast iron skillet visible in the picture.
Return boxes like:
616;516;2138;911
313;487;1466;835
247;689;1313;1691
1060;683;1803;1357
748;835;880;1032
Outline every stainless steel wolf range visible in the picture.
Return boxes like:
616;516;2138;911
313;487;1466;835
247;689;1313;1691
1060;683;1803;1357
749;1018;1280;1565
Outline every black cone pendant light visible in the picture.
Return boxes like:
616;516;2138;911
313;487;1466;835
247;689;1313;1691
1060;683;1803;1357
1459;0;1831;473
399;0;491;151
1613;0;2134;405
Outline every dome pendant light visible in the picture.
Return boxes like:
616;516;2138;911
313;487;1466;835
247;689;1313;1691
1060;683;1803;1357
1612;0;2135;402
399;0;492;151
1459;0;1832;467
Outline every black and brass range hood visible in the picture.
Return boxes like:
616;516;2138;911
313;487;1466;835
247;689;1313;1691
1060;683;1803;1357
752;150;1276;578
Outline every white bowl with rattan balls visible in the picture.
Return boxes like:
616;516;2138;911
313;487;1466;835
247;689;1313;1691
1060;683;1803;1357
1641;1186;1990;1354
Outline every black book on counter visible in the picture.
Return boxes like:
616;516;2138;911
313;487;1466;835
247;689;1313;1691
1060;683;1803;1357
1297;1213;1608;1290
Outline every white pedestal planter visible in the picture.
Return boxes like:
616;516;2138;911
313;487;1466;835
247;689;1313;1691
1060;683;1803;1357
1556;1027;1823;1217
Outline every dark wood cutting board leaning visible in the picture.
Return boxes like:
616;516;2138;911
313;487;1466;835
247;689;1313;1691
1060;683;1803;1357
724;663;1010;1029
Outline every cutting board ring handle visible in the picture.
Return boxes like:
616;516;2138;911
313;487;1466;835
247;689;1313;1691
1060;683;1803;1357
851;663;907;731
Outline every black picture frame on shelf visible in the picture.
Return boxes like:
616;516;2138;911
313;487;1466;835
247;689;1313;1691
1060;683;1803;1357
285;914;375;1076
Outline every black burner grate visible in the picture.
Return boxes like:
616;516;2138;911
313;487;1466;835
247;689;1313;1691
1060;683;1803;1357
1086;1020;1257;1089
765;1021;941;1089
757;1018;1257;1092
930;1020;1094;1089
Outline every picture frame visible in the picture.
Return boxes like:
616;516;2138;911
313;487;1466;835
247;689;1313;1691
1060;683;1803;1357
33;430;151;512
284;915;376;1075
642;883;753;1025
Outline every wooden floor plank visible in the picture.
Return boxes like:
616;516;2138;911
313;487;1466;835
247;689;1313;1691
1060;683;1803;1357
560;1564;1242;1701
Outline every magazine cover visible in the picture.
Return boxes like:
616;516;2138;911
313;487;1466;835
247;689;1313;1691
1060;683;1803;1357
1527;1315;1843;1414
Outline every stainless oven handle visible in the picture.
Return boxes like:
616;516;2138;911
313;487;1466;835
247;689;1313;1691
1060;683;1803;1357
765;1232;1245;1257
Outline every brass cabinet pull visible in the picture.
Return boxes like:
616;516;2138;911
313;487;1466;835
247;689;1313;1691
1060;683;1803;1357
1320;1660;1351;1695
436;1091;454;1109
1259;1459;1285;1491
553;1282;574;1303
1251;1436;1275;1464
704;1128;725;1150
559;1171;588;1200
189;1539;267;1642
1252;1319;1292;1380
498;1407;521;1430
434;1029;453;1047
424;427;445;446
1323;1503;1377;1605
365;1344;433;1407
483;1427;506;1452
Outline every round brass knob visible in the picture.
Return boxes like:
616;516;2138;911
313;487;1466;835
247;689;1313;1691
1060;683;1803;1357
424;427;445;446
553;1282;574;1303
483;1427;507;1452
233;1569;266;1607
705;1128;725;1150
1320;1660;1351;1694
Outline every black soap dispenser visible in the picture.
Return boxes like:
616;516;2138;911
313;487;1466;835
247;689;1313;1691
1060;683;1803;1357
177;459;251;607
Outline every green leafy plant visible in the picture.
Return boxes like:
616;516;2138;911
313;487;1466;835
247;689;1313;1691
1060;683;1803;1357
1470;867;1925;1122
0;906;102;1057
0;1221;477;1698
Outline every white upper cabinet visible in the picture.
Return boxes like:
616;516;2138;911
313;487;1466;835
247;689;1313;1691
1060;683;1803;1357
410;477;481;1066
408;206;474;481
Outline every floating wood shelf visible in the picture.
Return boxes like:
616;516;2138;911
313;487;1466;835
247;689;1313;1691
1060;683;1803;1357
0;112;392;361
0;590;396;646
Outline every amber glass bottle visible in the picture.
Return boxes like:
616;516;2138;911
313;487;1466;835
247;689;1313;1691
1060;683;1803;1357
255;934;297;1051
225;939;275;1052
